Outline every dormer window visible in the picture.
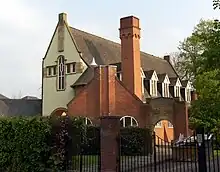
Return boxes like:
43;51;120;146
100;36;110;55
175;86;181;97
163;83;169;97
151;80;157;97
186;89;191;102
150;71;158;97
185;81;192;102
141;68;146;97
161;74;170;98
171;78;182;98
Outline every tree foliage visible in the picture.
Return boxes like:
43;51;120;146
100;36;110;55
213;0;220;9
188;19;220;132
189;70;220;131
173;19;215;82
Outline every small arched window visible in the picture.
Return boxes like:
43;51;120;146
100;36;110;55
57;55;65;90
85;117;93;125
120;116;138;127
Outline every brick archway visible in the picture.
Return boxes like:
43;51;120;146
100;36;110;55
51;107;68;116
154;119;174;142
149;98;189;140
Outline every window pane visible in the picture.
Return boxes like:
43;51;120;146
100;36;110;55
125;117;131;127
168;122;173;128
117;73;120;80
48;67;51;76
59;77;62;90
156;121;162;127
53;66;57;75
86;118;92;125
66;64;71;73
72;63;76;73
120;120;124;127
132;118;137;126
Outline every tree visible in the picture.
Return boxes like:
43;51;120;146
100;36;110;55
189;69;220;132
213;0;220;9
11;90;23;99
200;20;220;73
189;20;220;132
173;19;215;83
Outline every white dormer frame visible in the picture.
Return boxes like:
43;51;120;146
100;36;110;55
174;78;182;98
185;81;192;102
140;68;146;96
162;74;170;98
150;71;159;97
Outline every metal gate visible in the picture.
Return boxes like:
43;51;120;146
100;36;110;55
72;126;101;172
119;129;220;172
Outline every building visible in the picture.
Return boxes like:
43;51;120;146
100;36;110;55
42;13;194;141
0;95;41;117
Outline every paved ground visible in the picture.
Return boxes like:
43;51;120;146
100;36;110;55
131;157;220;172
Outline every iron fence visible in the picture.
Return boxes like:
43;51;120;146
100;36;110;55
118;129;220;172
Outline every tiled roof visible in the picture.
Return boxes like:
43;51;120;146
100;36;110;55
144;70;154;80
169;77;178;86
22;96;39;100
0;94;9;99
181;80;189;87
157;74;167;83
0;99;41;117
70;27;178;86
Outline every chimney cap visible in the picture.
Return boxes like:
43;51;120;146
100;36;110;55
164;55;170;62
59;12;67;22
120;15;140;29
120;15;140;21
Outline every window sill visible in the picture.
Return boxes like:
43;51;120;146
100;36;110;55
66;72;77;75
46;75;57;78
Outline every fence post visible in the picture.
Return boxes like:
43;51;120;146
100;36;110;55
196;127;207;172
100;116;120;172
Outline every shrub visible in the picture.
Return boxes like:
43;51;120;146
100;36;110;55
0;117;52;172
120;127;153;156
0;116;85;172
78;126;153;156
81;126;100;155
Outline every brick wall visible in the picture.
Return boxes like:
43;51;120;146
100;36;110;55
68;66;189;140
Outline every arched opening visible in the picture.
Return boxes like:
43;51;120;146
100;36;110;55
120;116;138;127
154;119;174;143
51;107;68;116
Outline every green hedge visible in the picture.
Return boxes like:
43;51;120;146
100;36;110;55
0;116;153;171
0;116;85;172
120;127;153;156
81;126;100;155
81;126;153;156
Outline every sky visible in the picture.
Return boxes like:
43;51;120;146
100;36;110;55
0;0;219;99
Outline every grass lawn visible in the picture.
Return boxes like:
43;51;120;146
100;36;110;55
72;155;98;169
72;155;148;168
213;150;220;157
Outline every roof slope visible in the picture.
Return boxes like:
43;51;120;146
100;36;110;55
70;27;177;78
0;99;41;117
0;94;9;99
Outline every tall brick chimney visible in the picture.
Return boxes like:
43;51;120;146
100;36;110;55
119;16;142;100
